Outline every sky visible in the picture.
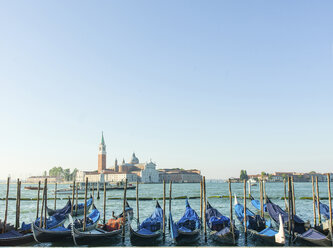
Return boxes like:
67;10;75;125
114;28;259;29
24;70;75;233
0;1;333;180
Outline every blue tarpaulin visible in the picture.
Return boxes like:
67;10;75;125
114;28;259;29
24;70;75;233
250;195;267;212
139;201;163;233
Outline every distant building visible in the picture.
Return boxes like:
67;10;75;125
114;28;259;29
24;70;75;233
76;133;160;183
159;168;202;183
26;176;59;183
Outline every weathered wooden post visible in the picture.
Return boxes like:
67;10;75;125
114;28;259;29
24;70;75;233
83;177;88;231
244;179;247;234
287;177;291;237
103;182;106;224
228;178;235;244
168;181;172;231
16;180;21;230
3;177;10;234
97;182;100;200
203;176;207;242
122;179;128;242
92;183;94;200
36;181;41;219
248;180;251;198
327;173;333;246
54;182;57;210
44;178;48;228
200;179;203;225
259;179;264;218
283;178;288;211
312;176;317;227
71;180;75;215
15;179;20;230
291;176;296;215
263;179;267;204
316;176;321;225
39;179;46;228
75;185;79;215
136;180;139;224
163;180;166;239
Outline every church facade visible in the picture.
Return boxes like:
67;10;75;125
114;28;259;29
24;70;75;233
76;133;160;183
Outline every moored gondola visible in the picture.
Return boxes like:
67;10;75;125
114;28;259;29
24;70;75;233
234;195;285;245
266;197;331;246
46;199;71;216
32;205;100;243
206;201;239;245
129;201;163;243
0;224;34;246
47;196;93;217
169;199;200;244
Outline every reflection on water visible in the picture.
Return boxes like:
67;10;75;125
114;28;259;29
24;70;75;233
0;182;330;246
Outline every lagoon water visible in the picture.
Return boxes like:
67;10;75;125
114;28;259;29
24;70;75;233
0;181;330;246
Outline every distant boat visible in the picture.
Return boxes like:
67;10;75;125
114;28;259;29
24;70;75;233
24;186;44;190
248;179;257;186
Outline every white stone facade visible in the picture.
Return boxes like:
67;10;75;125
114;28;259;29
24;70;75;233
140;162;159;183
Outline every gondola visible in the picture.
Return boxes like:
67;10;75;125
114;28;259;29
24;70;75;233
47;196;93;217
69;202;134;245
234;195;285;245
32;205;100;243
129;201;163;243
205;201;239;245
0;223;34;246
169;199;200;244
266;197;331;246
250;194;267;212
46;199;71;216
21;212;67;232
315;199;331;233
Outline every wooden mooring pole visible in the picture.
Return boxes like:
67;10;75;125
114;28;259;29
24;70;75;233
122;179;128;242
97;182;100;200
136;180;139;225
36;181;41;219
291;176;296;215
44;179;48;228
103;182;106;224
284;178;288;211
163;180;166;239
71;180;75;215
168;181;172;231
3;177;10;234
260;179;264;218
287;177;291;238
75;185;79;216
39;178;46;228
244;179;247;234
316;176;321;225
228;178;235;244
312;176;317;227
83;177;88;231
200;179;203;225
15;179;20;230
327;173;333;246
203;176;207;242
54;182;57;210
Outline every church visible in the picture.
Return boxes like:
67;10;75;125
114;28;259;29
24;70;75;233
76;133;160;183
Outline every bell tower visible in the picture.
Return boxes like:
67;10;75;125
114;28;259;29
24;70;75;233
98;132;106;173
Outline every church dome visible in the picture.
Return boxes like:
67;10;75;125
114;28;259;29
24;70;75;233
130;153;139;164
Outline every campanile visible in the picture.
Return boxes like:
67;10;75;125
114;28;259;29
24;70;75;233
98;132;106;173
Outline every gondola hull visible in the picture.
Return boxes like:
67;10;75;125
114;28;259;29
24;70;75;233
129;224;162;243
248;229;280;245
72;227;121;245
210;227;239;245
0;232;34;246
175;229;200;244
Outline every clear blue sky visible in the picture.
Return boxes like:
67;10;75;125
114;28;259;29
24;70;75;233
0;1;333;180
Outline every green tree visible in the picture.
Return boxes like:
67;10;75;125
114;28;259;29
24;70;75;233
49;166;64;178
240;170;248;180
261;171;266;177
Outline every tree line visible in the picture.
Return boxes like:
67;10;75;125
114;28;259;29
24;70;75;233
43;166;78;181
